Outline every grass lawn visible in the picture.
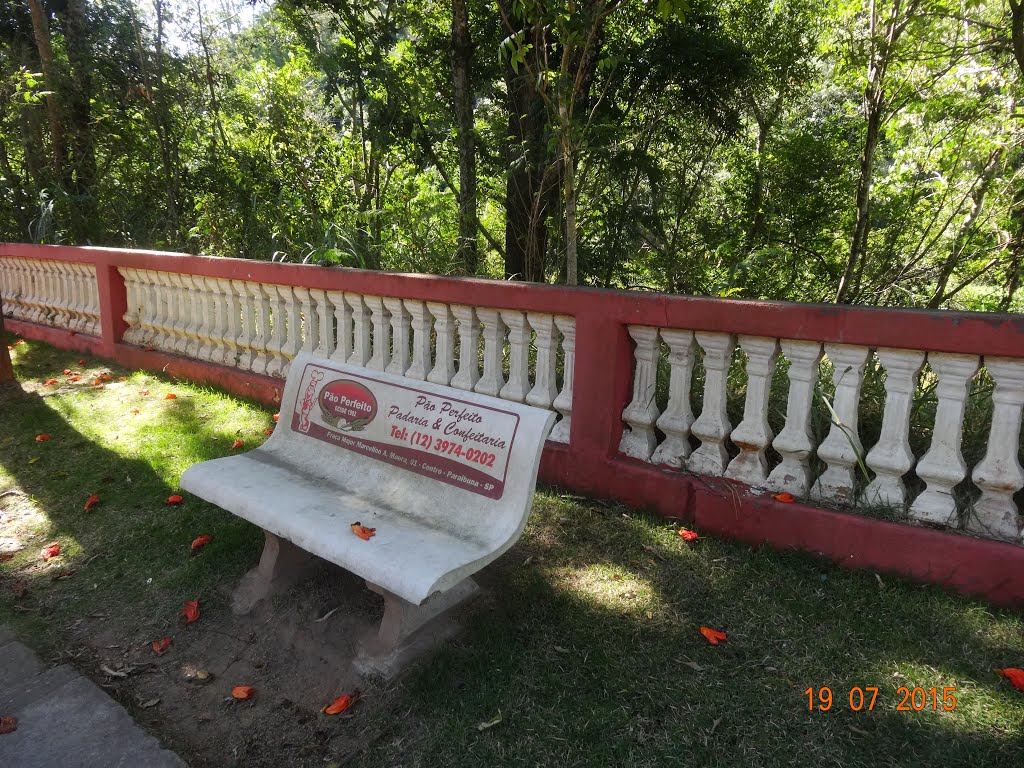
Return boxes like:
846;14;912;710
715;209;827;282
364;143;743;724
2;333;1024;768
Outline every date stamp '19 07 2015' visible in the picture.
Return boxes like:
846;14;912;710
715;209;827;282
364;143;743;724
805;686;957;712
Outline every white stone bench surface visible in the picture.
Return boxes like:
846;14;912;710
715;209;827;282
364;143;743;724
181;352;556;606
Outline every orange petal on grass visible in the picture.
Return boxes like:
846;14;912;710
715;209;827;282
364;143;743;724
230;440;243;450
264;428;274;436
699;626;727;645
41;542;61;560
321;690;361;715
167;494;183;504
0;715;17;734
118;376;127;382
62;369;72;375
84;494;100;511
179;600;200;624
772;492;796;503
100;374;112;382
165;392;177;400
140;389;149;396
997;668;1024;691
350;522;376;541
67;375;81;382
190;534;212;552
152;637;172;655
43;378;58;386
78;359;86;365
677;528;699;542
130;408;140;415
272;413;280;422
35;434;51;442
231;686;255;700
0;553;14;562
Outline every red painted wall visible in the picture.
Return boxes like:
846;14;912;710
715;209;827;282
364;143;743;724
4;243;1024;607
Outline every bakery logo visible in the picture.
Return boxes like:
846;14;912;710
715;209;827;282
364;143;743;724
298;369;325;433
318;379;378;431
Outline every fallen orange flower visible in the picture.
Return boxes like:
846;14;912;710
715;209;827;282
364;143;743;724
699;626;727;645
772;492;796;503
167;494;183;504
41;542;61;560
35;434;50;442
351;522;376;541
118;376;127;382
230;439;243;450
165;392;177;400
84;494;100;511
191;534;212;552
678;528;699;542
44;378;58;386
231;686;255;700
67;375;81;382
78;359;86;365
272;413;280;422
0;715;16;734
100;374;112;382
264;428;274;436
62;369;71;375
152;637;172;655
322;690;361;715
130;408;140;415
179;600;200;624
997;668;1024;691
140;389;149;396
0;553;14;562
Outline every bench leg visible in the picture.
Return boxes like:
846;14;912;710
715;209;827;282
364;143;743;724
232;530;316;615
365;578;480;650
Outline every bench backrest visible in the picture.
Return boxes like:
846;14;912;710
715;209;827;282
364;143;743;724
266;352;556;553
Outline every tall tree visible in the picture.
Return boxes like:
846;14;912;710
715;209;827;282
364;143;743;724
451;0;477;273
26;0;63;183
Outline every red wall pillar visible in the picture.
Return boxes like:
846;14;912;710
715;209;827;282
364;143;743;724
95;260;127;356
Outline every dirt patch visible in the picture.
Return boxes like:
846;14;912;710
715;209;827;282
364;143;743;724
51;562;425;767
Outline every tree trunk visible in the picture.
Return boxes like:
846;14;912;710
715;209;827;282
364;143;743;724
451;0;477;274
59;0;98;243
26;0;63;184
562;106;578;286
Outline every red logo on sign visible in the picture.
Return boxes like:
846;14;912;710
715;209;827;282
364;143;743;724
318;380;377;431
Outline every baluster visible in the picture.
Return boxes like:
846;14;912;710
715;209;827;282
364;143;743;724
767;341;824;495
451;305;481;391
183;274;204;358
500;310;530;402
234;281;256;371
219;278;241;366
82;264;102;336
365;295;392;371
310;290;333;358
154;272;178;352
281;286;304;375
133;271;155;345
384;297;411;376
969;358;1024;540
650;329;694;466
206;277;227;364
864;348;925;508
550;316;576;444
61;262;77;330
173;273;192;353
811;344;869;504
909;353;979;526
120;269;140;344
405;300;432;380
618;326;660;461
195;276;218;361
39;260;56;325
526;312;557;409
147;272;168;349
50;261;69;328
22;259;40;322
297;287;318;356
725;336;780;485
475;308;506;397
346;293;371;367
327;290;351;364
688;332;736;477
428;302;456;385
249;283;272;375
265;285;288;377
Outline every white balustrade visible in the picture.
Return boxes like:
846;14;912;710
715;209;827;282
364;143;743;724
328;290;352;364
766;340;824;496
0;257;98;335
619;325;661;461
451;305;481;392
970;358;1024;540
346;293;371;368
910;353;979;526
500;310;531;403
265;284;288;378
365;295;391;372
549;316;576;443
281;286;304;375
311;290;335;359
688;332;736;476
725;336;780;485
811;344;869;505
384;297;411;376
298;287;318;356
649;329;695;467
250;282;271;376
427;302;456;385
864;348;925;508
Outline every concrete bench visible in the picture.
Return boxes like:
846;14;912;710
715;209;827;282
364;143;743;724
180;351;555;670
